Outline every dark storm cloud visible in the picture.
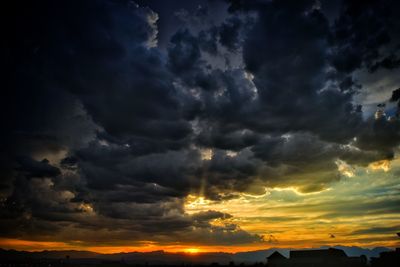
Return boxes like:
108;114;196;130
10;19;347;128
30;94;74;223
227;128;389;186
227;0;400;151
251;133;392;192
219;17;243;51
331;0;400;73
390;87;400;117
4;0;263;244
355;116;400;153
391;88;400;102
4;0;400;246
192;210;233;222
15;157;61;178
135;0;229;49
239;0;362;141
12;0;191;147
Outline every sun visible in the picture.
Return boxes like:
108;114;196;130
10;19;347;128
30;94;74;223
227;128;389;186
184;248;200;254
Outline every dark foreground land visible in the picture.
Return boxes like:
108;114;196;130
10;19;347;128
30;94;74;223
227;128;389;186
0;247;399;267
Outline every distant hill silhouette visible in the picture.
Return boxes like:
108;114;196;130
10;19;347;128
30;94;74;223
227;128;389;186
0;246;393;265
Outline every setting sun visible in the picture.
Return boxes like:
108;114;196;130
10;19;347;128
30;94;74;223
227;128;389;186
184;248;201;254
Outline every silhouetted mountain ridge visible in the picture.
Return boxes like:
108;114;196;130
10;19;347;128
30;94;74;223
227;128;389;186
0;246;393;264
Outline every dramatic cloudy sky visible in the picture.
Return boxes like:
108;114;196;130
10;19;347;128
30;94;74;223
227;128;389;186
3;0;400;252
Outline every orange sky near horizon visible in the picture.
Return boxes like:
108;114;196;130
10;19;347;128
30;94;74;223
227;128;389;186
1;237;399;254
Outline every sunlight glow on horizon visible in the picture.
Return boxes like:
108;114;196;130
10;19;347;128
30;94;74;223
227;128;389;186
2;158;399;253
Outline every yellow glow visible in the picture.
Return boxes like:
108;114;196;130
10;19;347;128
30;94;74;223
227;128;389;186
335;159;355;177
185;194;214;213
200;148;213;160
184;247;201;254
32;148;68;166
369;160;390;172
78;203;94;213
269;186;327;196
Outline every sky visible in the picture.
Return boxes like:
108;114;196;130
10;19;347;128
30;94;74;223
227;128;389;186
3;0;400;253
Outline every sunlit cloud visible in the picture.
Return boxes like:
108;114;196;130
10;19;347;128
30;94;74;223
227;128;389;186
368;160;391;172
200;148;213;161
183;156;400;249
335;159;355;177
78;203;95;213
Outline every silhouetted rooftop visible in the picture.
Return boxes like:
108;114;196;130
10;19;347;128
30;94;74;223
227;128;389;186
290;248;347;259
267;251;287;260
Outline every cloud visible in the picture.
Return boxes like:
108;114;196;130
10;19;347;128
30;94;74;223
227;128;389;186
15;157;61;178
331;0;400;73
219;17;243;51
4;0;400;248
351;226;400;236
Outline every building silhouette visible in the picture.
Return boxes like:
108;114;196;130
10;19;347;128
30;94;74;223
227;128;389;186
370;248;400;267
267;251;287;267
267;248;367;267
